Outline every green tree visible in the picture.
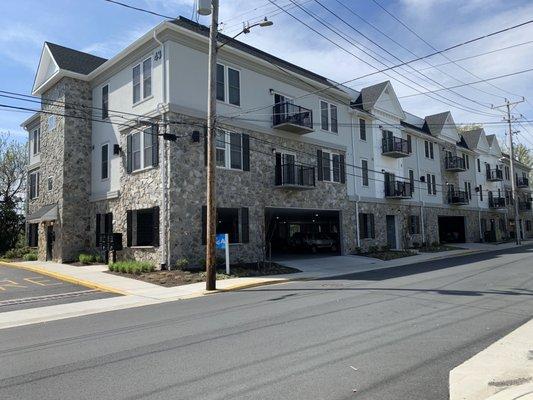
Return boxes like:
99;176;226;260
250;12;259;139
0;132;27;253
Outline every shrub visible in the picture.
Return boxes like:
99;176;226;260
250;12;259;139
431;241;440;248
22;252;38;261
79;253;95;264
353;247;362;255
4;246;32;260
175;258;189;270
412;242;421;249
109;261;154;275
368;245;379;254
380;245;390;252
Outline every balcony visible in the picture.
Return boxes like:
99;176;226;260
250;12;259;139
275;163;315;190
519;201;532;211
517;177;529;188
384;180;412;199
382;137;410;158
486;169;503;181
272;102;313;134
448;190;469;205
489;196;506;209
444;156;466;172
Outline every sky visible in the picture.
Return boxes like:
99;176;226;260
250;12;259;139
1;0;533;148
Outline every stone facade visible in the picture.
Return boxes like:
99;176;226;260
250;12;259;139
27;77;92;262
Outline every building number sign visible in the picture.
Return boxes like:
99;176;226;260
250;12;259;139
154;50;162;61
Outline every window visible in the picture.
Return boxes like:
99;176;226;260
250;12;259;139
467;182;472;200
47;176;53;191
359;118;366;140
477;158;481;172
127;207;159;247
32;128;40;155
101;144;109;180
202;207;249;244
424;141;429;158
429;142;434;159
28;223;38;247
432;175;437;195
322;151;342;183
479;185;483;201
362;159;368;186
426;173;431;194
29;170;39;199
215;130;244;170
409;215;420;235
409;169;414;194
48;115;56;130
128;128;157;172
407;135;412;153
320;100;338;133
358;213;375;239
132;57;152;104
216;64;240;106
463;154;470;169
505;166;510;180
102;85;109;119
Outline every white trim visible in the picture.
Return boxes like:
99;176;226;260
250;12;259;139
215;129;243;170
319;99;338;134
90;190;120;202
321;148;342;183
216;62;241;107
132;56;153;105
100;142;110;181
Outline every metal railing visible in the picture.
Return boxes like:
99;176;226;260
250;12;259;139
275;163;315;187
272;102;313;130
447;190;469;204
517;177;529;187
384;180;412;198
488;196;506;208
486;168;503;181
445;155;466;170
382;136;409;155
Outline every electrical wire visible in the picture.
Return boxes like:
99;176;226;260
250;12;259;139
102;0;175;19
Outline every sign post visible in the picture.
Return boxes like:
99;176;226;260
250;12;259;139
216;233;230;275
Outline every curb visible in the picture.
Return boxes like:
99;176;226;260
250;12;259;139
0;261;127;296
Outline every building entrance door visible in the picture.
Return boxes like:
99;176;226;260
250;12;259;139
386;215;397;249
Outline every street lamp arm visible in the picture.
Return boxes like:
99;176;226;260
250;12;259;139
217;18;273;50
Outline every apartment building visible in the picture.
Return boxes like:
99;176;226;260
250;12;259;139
23;17;532;266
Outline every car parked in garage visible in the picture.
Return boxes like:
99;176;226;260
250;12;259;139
288;232;338;253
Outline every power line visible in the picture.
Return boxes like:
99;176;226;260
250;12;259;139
102;0;175;19
220;15;533;122
369;0;525;101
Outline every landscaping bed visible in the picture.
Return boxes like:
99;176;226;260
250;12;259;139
417;245;464;253
357;249;417;261
107;261;301;287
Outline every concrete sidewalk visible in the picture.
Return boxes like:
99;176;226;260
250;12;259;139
0;240;530;330
449;318;533;400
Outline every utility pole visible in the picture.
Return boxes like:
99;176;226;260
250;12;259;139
493;98;525;245
204;0;219;290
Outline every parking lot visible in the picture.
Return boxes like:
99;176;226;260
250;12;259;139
0;264;118;312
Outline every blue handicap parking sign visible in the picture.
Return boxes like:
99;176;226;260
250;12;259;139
216;234;227;249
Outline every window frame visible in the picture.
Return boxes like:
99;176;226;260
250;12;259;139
215;129;244;170
319;100;338;133
359;118;366;141
216;63;241;107
409;215;421;235
102;84;109;119
32;128;40;156
129;207;159;247
101;143;109;181
48;115;56;130
132;56;153;105
322;149;341;183
361;159;369;187
29;170;39;200
358;213;375;239
129;128;155;173
47;176;53;191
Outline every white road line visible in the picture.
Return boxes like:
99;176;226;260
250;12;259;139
0;290;99;307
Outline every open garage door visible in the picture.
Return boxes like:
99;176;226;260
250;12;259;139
265;208;341;256
438;216;466;243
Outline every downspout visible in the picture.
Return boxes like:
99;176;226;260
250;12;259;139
416;137;426;244
351;113;360;248
154;28;170;268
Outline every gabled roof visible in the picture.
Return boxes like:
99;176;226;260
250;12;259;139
461;128;484;150
486;134;496;147
352;81;389;111
424;111;450;136
45;42;107;75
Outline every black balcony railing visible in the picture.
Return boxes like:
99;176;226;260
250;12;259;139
519;201;532;211
272;102;313;132
382;136;409;156
489;196;506;208
384;180;412;198
275;163;315;188
486;169;503;181
517;177;529;187
445;155;466;171
448;190;469;205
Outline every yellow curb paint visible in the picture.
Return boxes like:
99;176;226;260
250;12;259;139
0;261;126;296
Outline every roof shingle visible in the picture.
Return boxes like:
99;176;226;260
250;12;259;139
46;42;107;75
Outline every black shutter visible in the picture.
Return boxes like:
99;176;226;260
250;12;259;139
317;149;323;181
152;206;160;247
201;206;207;245
127;210;132;247
126;134;132;173
370;214;375;238
340;154;346;184
106;213;113;234
358;213;364;238
96;214;101;246
241;207;249;243
242;134;250;171
204;125;208;166
275;152;282;185
152;125;159;167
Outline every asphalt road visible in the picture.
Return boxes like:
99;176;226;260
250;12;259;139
1;246;532;399
0;265;117;312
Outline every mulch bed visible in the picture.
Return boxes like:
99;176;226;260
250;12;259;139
418;245;464;253
355;250;417;261
107;262;301;287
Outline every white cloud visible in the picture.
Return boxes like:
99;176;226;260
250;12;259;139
0;25;44;70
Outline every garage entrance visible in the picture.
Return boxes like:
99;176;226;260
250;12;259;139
438;216;466;243
265;208;341;256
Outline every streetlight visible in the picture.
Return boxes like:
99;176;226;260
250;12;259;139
201;0;273;290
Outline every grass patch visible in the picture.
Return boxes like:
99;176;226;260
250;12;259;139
22;252;38;261
109;260;155;275
78;253;103;264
